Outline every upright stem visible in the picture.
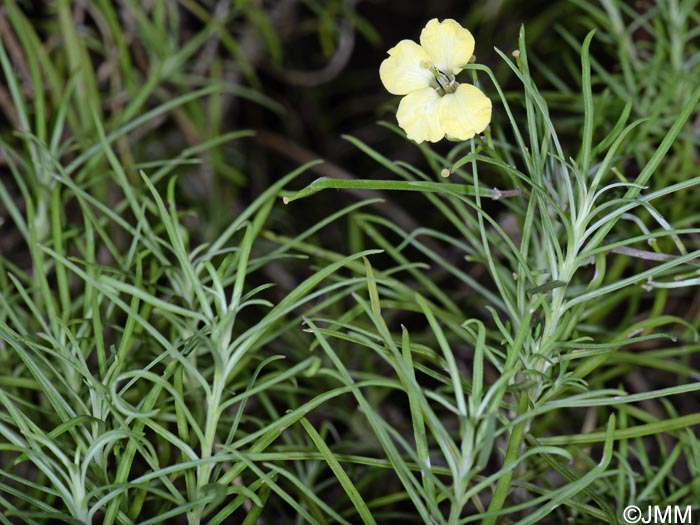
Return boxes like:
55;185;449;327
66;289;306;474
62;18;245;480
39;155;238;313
188;370;224;525
482;392;530;525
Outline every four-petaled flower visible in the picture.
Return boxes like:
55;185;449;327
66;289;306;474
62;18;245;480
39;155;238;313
380;18;492;144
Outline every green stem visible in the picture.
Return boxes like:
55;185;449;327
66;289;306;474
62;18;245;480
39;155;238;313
482;392;529;525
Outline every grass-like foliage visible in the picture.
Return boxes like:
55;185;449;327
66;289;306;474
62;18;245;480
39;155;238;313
1;1;699;524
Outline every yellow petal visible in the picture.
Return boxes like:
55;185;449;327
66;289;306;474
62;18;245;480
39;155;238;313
396;87;444;143
419;18;474;75
438;84;492;140
379;40;434;95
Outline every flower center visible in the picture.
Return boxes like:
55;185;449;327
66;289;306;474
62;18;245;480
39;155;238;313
423;62;458;96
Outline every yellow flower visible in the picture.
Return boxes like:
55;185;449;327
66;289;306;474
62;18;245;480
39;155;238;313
379;19;492;144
